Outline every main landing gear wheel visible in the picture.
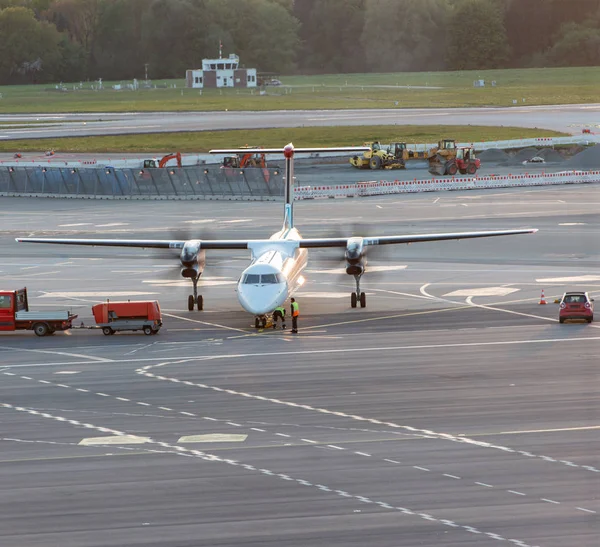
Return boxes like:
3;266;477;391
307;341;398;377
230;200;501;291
351;274;367;309
188;295;195;311
197;295;203;311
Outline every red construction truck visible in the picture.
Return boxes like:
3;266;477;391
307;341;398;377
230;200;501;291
0;288;77;337
91;301;162;335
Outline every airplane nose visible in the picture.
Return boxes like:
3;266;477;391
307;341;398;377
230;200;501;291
237;283;287;315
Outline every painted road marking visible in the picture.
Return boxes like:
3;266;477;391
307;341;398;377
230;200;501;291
177;434;247;443
445;287;520;297
79;435;151;446
40;291;158;298
139;351;600;475
536;275;600;283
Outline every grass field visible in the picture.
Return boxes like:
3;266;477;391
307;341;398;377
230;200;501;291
0;125;567;153
0;67;598;113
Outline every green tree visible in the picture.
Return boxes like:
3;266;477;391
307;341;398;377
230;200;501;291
204;0;300;73
446;0;510;70
47;0;103;77
302;0;366;73
547;19;600;67
504;0;600;66
94;0;147;80
0;6;62;83
361;0;450;72
140;0;206;78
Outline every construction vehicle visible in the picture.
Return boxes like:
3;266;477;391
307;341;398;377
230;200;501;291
89;300;162;335
221;147;278;183
221;147;273;169
350;142;427;170
427;139;480;176
0;288;77;337
143;152;182;169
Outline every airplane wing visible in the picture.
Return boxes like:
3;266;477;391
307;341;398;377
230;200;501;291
16;229;536;250
14;238;250;250
298;228;538;248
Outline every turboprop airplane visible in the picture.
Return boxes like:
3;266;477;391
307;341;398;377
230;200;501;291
16;143;537;328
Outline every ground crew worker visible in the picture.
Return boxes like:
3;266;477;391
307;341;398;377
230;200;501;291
273;305;286;329
290;298;299;333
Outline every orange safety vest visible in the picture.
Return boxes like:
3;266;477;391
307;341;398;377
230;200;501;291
291;302;299;317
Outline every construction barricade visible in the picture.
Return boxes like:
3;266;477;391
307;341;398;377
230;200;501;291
293;170;600;200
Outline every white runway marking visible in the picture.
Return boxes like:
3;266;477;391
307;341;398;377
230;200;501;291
177;434;247;443
295;291;371;299
465;296;557;323
445;287;520;297
162;313;248;334
182;219;216;225
40;291;158;298
58;223;92;227
79;435;151;445
7;372;597;515
0;345;111;363
220;219;252;224
137;336;600;475
95;223;129;227
307;265;407;274
143;279;236;287
536;275;600;283
0;403;537;546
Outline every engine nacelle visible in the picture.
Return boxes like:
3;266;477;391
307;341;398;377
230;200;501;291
180;240;205;278
345;237;366;276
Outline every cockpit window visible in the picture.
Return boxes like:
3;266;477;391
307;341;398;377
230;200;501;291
242;273;285;284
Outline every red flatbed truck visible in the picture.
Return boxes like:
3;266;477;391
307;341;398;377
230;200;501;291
0;288;77;337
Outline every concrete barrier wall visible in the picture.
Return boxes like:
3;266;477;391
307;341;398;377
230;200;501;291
294;170;600;200
0;166;285;200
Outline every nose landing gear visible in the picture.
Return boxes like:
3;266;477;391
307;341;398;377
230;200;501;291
350;274;366;308
254;315;268;329
187;275;203;311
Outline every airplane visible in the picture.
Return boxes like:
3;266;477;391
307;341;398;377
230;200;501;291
16;143;537;328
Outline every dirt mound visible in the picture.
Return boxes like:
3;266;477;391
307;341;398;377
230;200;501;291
510;147;540;164
537;148;564;163
478;148;509;164
565;144;600;169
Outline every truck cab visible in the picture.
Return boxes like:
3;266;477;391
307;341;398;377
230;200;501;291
0;288;28;331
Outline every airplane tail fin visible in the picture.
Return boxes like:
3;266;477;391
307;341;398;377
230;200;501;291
209;145;369;232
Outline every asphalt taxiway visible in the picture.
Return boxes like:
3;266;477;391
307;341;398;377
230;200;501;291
0;103;599;139
0;185;599;546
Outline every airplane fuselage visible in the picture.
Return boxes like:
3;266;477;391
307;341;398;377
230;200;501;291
236;227;307;316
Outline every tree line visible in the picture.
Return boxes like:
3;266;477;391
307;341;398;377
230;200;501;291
1;0;599;85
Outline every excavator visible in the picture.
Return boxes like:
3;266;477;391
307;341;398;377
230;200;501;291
142;152;182;169
221;147;278;183
221;148;269;169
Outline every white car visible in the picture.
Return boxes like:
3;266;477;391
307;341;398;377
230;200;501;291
522;156;545;165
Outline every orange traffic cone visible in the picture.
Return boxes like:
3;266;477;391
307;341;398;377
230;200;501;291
539;289;547;305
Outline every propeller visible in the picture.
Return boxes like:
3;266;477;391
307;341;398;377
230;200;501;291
308;222;395;282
